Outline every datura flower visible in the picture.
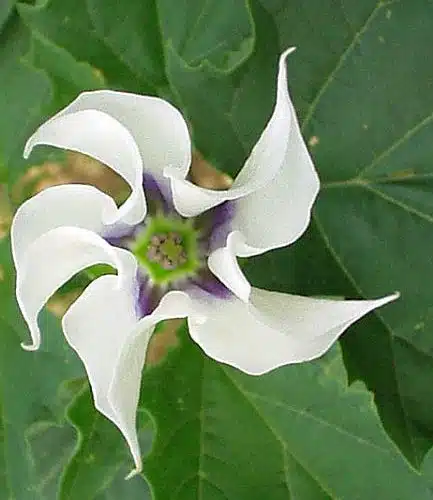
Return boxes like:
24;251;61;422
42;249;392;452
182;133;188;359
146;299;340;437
11;48;398;476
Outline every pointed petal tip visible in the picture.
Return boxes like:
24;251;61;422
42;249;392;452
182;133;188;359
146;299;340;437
232;363;274;377
385;291;400;303
23;139;33;159
21;340;40;352
124;465;142;481
372;291;400;307
282;46;296;59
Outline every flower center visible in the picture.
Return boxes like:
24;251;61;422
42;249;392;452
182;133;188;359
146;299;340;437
131;215;200;285
148;232;186;269
103;174;234;316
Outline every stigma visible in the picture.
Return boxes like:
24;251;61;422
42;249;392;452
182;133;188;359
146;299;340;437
146;232;188;270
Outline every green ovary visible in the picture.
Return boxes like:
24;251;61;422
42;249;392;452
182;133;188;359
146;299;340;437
131;215;201;285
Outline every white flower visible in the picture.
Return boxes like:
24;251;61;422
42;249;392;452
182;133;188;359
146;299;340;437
11;48;398;477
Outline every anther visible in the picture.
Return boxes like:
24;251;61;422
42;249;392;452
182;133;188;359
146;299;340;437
147;247;162;262
161;257;175;270
151;234;162;245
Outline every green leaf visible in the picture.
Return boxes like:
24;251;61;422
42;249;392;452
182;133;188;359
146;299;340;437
0;15;52;184
27;421;77;499
421;448;433;492
26;397;153;499
59;386;152;500
141;326;430;499
86;0;166;86
0;237;83;499
242;0;433;468
94;470;151;500
0;0;16;30
18;0;151;93
26;31;105;111
166;46;247;176
158;0;254;72
165;0;278;177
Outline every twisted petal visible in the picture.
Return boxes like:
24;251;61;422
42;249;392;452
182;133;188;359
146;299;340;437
188;288;399;375
11;184;117;278
62;274;141;476
16;226;136;351
207;231;251;302
41;90;192;180
231;90;319;256
24;109;145;225
166;48;319;256
107;291;204;477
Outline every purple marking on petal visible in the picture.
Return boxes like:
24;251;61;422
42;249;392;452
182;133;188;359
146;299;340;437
135;271;163;317
208;201;236;252
211;201;235;232
190;269;232;299
103;223;139;249
136;276;151;317
103;172;175;248
143;172;174;214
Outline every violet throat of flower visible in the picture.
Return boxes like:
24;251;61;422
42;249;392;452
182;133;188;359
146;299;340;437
130;215;201;285
103;174;234;315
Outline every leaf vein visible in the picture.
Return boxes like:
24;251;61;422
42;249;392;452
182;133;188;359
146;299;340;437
221;367;339;499
356;111;433;178
322;173;433;189
62;399;101;500
244;392;392;455
361;183;433;224
313;213;418;465
301;1;385;132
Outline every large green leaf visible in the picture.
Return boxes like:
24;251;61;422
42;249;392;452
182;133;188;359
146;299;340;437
1;13;108;185
421;448;433;493
18;0;151;93
1;10;108;185
59;386;152;500
26;391;153;500
243;0;433;468
166;0;433;468
140;326;430;499
0;15;52;184
86;0;165;87
157;0;254;72
94;470;151;500
26;31;105;111
165;0;278;176
19;0;255;100
26;421;77;499
0;0;16;30
0;237;83;499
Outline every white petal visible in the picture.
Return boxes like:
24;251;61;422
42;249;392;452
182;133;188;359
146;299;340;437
11;184;117;277
207;231;251;302
16;226;136;351
231;89;320;256
41;90;192;180
108;290;204;477
62;274;142;475
165;47;316;229
188;288;399;375
25;109;145;225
